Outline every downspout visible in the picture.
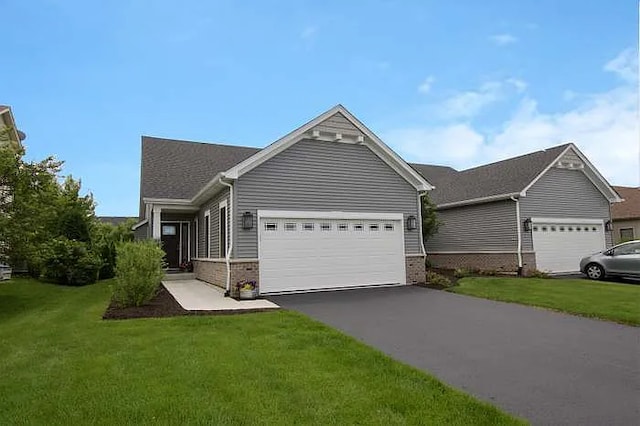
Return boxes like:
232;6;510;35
511;196;523;275
418;192;427;257
219;176;234;296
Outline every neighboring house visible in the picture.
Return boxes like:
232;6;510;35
0;105;26;152
411;144;622;274
611;186;640;243
134;105;432;295
98;216;137;226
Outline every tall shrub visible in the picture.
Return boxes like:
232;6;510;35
41;238;102;285
113;240;165;307
92;219;135;279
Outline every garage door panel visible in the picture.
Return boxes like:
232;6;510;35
259;215;406;293
532;219;605;273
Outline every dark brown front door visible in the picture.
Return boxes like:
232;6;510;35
161;223;180;268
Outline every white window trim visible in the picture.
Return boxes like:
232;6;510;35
219;201;228;258
194;218;199;258
204;210;211;258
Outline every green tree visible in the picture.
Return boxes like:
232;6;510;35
91;219;136;279
420;192;441;241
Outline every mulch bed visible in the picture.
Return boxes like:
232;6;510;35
103;284;280;320
103;285;189;320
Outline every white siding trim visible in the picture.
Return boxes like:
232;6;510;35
258;210;403;220
437;193;521;209
204;210;211;258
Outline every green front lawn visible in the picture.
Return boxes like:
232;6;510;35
450;277;640;325
0;279;520;425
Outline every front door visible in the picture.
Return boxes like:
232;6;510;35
161;223;180;268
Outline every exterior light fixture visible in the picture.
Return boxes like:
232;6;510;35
406;215;418;230
605;220;613;232
523;218;532;232
242;211;254;230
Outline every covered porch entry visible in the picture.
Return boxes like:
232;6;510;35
152;205;198;269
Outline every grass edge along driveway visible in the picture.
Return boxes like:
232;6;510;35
450;277;640;326
0;278;522;425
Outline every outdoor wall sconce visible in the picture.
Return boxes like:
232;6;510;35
242;211;254;230
523;218;532;232
406;215;418;231
605;220;613;232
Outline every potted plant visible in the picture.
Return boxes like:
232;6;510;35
236;280;257;300
179;261;193;272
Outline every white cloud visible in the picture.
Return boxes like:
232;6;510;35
385;48;639;186
438;78;526;119
300;25;318;40
604;48;638;82
418;76;435;94
489;33;518;46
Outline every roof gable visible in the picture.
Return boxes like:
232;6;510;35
223;105;433;191
412;143;621;208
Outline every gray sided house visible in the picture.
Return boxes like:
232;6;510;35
412;144;622;274
133;105;432;296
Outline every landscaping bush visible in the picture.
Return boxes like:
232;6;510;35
526;269;551;279
92;220;135;279
425;270;453;287
113;240;165;307
41;238;102;286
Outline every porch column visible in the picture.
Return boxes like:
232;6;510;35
152;205;162;239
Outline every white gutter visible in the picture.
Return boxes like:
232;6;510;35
418;192;427;257
510;196;523;273
437;192;521;210
219;176;234;295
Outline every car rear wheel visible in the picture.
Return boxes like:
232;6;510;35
585;263;605;280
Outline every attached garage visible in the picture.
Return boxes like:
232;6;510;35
258;211;406;294
532;218;606;273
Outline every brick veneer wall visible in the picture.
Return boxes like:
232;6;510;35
229;260;260;298
406;255;426;284
427;252;537;273
193;259;227;289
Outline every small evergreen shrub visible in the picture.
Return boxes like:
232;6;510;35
113;240;165;307
41;238;102;286
425;270;453;287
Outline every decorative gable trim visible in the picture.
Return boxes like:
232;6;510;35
223;105;434;191
520;144;622;202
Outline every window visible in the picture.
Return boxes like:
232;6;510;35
264;222;277;231
550;226;556;232
384;224;394;231
285;223;296;231
592;227;597;232
620;228;634;241
353;224;364;231
559;226;565;232
533;226;539;232
542;226;548;232
576;227;581;232
568;227;573;232
303;223;314;231
614;242;640;256
338;223;348;231
320;223;331;231
162;225;177;236
204;211;210;258
219;205;227;257
369;224;379;231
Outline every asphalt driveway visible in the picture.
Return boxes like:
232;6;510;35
270;286;640;425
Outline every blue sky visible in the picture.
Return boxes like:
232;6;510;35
2;0;638;215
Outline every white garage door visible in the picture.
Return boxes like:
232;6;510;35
532;218;606;273
258;211;406;294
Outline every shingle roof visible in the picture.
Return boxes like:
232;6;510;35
411;144;571;205
140;136;261;201
612;186;640;220
98;216;137;226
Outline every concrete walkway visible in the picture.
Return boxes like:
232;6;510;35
271;286;640;426
163;280;279;312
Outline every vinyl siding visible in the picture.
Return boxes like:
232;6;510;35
426;200;517;252
133;223;149;240
234;138;421;258
195;189;230;258
315;112;360;135
520;167;613;250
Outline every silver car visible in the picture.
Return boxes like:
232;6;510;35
580;240;640;280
